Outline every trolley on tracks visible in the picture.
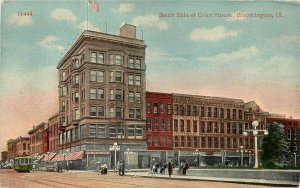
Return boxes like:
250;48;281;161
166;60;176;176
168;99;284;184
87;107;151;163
14;156;33;172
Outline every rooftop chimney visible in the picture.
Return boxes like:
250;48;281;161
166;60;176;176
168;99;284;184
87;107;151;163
120;24;136;39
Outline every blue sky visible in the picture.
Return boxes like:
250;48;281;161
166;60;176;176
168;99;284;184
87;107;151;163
0;0;299;152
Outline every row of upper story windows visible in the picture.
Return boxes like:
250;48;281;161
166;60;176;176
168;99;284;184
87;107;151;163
173;104;244;120
60;71;142;87
60;52;143;80
90;51;143;69
146;102;172;114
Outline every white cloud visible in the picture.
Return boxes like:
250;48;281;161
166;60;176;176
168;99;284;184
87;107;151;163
132;14;168;31
118;3;134;13
75;21;100;31
197;46;258;63
147;48;188;64
9;14;33;27
190;26;238;41
36;35;64;52
50;8;77;22
227;12;247;21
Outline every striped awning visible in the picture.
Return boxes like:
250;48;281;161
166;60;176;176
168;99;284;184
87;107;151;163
43;153;56;161
51;151;84;161
37;155;45;161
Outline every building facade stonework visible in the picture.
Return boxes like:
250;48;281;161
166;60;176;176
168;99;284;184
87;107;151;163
56;24;148;169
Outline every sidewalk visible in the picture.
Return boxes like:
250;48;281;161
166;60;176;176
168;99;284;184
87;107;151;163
125;171;300;187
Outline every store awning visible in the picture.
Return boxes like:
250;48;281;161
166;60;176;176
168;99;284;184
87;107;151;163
86;151;110;155
43;153;56;161
65;151;84;161
37;155;45;161
51;154;64;162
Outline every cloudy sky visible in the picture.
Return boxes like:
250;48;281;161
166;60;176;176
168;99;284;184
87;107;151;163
0;0;299;152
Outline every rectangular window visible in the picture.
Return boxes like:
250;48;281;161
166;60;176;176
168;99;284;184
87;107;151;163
135;75;141;86
115;89;122;100
208;107;212;117
160;103;165;114
187;137;191;147
174;119;178;132
74;109;79;120
214;123;218;133
232;123;237;134
129;58;134;68
220;123;224;133
168;137;172;147
208;137;212;148
187;120;191;132
168;119;172;131
154;119;158;130
187;105;191;116
200;122;205;133
201;137;205;148
128;125;135;138
110;89;114;100
90;106;97;116
227;123;231;134
74;59;80;68
239;110;243;120
220;108;224;118
75;74;79;85
193;137;197;148
147;136;152;146
214;137;218;148
129;109;135;119
153;103;158;114
214;108;218;118
115;55;121;65
97;125;106;138
98;106;104;117
97;53;104;64
180;105;184;115
220;137;224;148
110;107;114;118
129;92;134;102
161;119;165;130
233;109;237;119
180;120;184;132
128;74;134;85
174;136;178;147
90;70;97;82
135;92;141;103
89;125;96;137
116;107;122;118
91;52;97;63
167;104;171;114
97;71;104;82
136;125;143;138
135;59;141;69
109;55;114;65
97;89;104;99
75;92;79;102
201;107;205;117
227;109;231;119
180;136;185;147
192;106;197;116
60;101;65;112
110;71;114;82
174;104;178;115
193;121;197;132
136;109;141;119
147;119;152;130
115;71;122;82
154;136;158;146
109;126;116;138
147;103;151;113
207;122;212;133
239;123;243;134
227;138;231;148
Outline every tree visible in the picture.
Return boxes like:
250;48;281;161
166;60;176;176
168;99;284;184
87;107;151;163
261;122;291;168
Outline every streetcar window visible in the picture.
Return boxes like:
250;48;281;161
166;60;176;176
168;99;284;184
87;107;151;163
24;158;28;164
20;158;24;164
29;158;32;164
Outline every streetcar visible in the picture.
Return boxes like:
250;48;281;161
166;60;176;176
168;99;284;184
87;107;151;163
14;156;33;172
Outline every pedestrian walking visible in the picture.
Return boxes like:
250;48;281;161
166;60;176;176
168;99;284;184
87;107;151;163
121;160;125;175
167;162;173;177
117;161;121;175
182;160;189;175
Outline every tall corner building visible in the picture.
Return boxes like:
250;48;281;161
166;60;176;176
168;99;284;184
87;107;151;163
56;24;147;169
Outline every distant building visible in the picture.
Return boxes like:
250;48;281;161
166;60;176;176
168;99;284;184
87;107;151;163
28;122;48;155
15;137;30;156
56;24;147;169
1;151;8;162
48;113;60;152
7;139;17;161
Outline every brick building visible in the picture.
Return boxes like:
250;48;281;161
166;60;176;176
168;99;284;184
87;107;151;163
7;139;17;161
48;113;60;152
28;122;48;155
1;151;8;162
56;24;147;169
15;137;30;157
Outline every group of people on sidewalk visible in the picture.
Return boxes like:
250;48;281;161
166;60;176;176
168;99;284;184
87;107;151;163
152;160;189;177
117;160;125;176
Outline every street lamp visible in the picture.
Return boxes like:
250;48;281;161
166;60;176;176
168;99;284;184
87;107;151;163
240;146;244;166
127;148;130;170
109;142;120;173
294;153;299;167
243;120;269;168
66;149;69;171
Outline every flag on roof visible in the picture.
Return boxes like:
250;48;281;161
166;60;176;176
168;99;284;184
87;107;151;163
89;0;99;13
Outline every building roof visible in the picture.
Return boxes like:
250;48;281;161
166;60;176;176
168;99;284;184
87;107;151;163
57;29;146;69
28;122;46;135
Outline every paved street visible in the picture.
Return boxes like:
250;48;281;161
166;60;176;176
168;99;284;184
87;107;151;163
0;169;288;188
